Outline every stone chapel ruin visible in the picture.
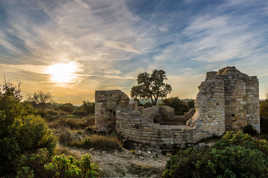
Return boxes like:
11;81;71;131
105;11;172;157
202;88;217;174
95;67;260;149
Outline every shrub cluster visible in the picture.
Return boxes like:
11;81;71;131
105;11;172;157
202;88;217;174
163;131;268;178
61;133;122;151
0;94;56;176
162;97;194;115
49;116;95;130
0;82;99;177
17;152;98;178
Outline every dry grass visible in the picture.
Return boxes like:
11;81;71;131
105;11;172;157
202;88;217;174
71;135;122;151
48;115;95;130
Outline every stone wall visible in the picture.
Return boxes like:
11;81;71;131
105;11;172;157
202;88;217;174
95;66;260;149
220;67;259;132
95;90;129;132
115;72;226;149
204;67;260;132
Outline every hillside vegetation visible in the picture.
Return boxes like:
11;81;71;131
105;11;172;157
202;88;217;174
2;81;268;178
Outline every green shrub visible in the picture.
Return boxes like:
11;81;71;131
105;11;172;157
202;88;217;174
162;97;192;115
163;131;268;178
16;148;51;178
71;135;122;151
44;154;98;178
243;124;258;136
0;94;56;176
261;99;268;120
59;103;76;113
73;101;95;117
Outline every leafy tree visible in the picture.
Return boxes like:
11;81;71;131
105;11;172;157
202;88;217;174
131;69;172;105
29;90;52;105
0;80;22;101
260;99;268;120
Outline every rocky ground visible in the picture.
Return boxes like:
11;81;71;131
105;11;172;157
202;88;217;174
58;145;168;178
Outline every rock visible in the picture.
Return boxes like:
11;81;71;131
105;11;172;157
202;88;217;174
142;106;160;122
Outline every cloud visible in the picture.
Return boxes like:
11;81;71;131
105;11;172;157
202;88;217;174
0;0;268;102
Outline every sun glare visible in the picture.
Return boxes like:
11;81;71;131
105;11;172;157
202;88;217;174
46;62;79;84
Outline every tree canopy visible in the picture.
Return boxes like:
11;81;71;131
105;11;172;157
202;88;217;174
131;69;172;105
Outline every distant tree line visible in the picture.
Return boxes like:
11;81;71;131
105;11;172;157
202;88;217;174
260;93;268;133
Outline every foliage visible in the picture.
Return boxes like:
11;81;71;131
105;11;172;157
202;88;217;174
260;99;268;133
73;101;95;117
162;97;193;115
50;116;95;130
17;152;99;178
131;69;172;105
70;134;122;151
243;124;258;136
44;154;98;178
0;82;56;177
261;99;268;120
16;148;51;178
59;103;75;113
163;131;268;178
1;80;22;101
29;90;52;105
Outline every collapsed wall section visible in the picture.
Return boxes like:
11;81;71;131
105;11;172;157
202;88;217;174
215;67;260;132
95;66;260;150
116;72;226;148
95;90;129;132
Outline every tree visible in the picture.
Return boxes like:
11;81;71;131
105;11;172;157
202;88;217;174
29;91;52;105
0;80;22;101
131;69;172;105
261;99;268;120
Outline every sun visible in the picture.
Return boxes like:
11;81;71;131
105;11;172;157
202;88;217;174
46;62;79;84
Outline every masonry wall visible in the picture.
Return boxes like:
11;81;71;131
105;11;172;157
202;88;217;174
216;67;260;132
95;90;129;132
116;72;226;148
95;66;260;149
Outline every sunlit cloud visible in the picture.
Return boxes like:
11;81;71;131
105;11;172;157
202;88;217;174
45;62;82;85
0;0;268;103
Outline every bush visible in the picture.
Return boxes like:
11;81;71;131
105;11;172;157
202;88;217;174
73;101;95;117
59;103;76;113
163;131;268;178
0;93;56;176
16;148;51;178
71;135;122;151
17;152;99;178
49;117;95;130
261;99;268;120
44;154;98;178
243;124;258;136
162;97;192;115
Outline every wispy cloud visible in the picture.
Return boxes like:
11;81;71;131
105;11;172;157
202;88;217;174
0;0;268;103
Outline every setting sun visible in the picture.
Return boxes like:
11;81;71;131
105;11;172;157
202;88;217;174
46;62;79;84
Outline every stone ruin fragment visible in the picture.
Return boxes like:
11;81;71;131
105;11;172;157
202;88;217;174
94;67;260;150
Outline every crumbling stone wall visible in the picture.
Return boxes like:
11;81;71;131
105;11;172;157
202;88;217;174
95;90;129;132
217;67;260;132
95;66;260;149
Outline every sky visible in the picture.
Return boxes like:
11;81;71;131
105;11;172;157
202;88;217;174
0;0;268;104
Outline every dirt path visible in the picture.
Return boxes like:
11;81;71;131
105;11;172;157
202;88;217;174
59;145;168;178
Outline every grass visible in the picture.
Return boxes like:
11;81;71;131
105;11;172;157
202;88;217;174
48;115;95;130
71;135;122;151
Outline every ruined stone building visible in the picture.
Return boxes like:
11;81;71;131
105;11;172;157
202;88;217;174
95;67;260;149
